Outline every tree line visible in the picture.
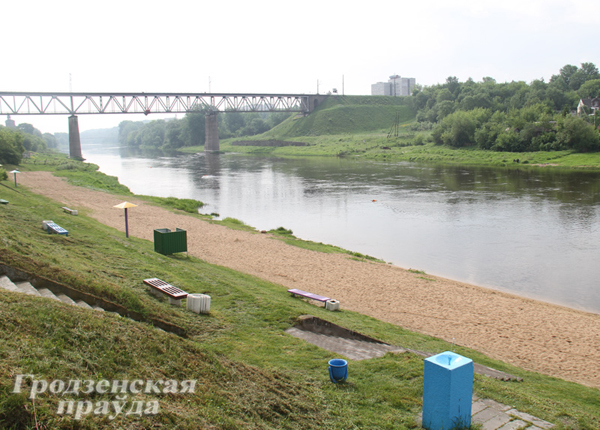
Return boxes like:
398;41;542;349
118;109;292;151
0;123;67;165
414;62;600;152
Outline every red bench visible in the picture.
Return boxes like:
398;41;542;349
288;289;330;307
143;278;188;306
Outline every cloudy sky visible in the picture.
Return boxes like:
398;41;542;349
2;0;599;133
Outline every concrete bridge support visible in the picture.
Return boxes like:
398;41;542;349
204;111;219;152
68;115;83;160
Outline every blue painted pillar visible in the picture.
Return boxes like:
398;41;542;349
423;351;473;430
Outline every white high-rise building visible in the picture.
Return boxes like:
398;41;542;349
371;75;416;96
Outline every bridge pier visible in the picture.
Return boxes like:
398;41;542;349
204;111;219;152
68;115;83;160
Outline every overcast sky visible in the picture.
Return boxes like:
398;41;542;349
2;0;599;134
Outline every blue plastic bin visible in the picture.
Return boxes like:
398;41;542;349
328;359;348;383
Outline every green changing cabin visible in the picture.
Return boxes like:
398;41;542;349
153;228;187;255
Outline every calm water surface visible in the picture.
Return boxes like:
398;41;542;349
82;144;600;314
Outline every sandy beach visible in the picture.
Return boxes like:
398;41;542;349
18;171;600;389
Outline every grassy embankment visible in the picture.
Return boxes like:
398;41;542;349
179;95;600;169
0;159;599;429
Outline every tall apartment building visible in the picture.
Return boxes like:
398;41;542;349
371;75;416;96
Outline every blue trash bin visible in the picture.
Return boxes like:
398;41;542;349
423;351;473;430
328;359;348;383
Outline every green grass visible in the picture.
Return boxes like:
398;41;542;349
1;164;599;429
136;195;204;213
267;227;383;262
212;138;600;169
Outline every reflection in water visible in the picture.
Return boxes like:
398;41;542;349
82;143;600;314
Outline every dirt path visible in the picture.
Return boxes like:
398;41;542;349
19;171;600;389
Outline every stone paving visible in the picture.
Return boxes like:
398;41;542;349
417;395;555;429
452;396;553;429
287;325;555;429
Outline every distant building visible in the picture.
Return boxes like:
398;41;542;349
5;115;16;128
371;75;416;96
577;97;600;115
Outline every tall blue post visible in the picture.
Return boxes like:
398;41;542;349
422;351;473;430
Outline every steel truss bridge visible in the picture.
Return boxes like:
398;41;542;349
0;92;325;116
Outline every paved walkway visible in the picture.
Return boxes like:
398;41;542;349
417;396;555;430
286;326;555;429
470;396;554;429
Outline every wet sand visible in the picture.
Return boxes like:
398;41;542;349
18;171;600;389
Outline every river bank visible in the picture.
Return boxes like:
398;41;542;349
179;139;600;170
17;171;600;389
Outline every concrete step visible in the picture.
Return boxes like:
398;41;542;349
286;327;405;361
93;306;105;312
56;293;76;305
38;288;61;301
15;281;41;296
75;300;93;310
0;275;21;293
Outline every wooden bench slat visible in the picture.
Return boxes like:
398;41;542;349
144;278;169;288
46;222;69;236
287;288;330;302
143;278;188;299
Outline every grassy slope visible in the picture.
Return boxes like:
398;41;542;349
0;165;599;429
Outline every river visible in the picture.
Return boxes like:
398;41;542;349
81;143;600;315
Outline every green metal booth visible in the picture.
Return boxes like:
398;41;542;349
153;228;188;255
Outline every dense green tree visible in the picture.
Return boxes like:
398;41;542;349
559;64;579;88
163;120;186;149
432;109;489;147
0;128;25;164
445;76;460;96
224;111;245;135
183;109;207;146
17;123;42;138
436;100;455;120
556;115;599;152
21;132;47;152
415;62;600;153
578;79;600;98
579;62;600;81
119;121;145;146
436;88;453;103
138;120;166;149
43;133;57;149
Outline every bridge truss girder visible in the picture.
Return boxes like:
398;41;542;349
0;92;313;116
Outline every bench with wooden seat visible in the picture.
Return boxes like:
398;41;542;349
62;206;78;215
287;288;331;307
143;278;188;306
46;221;69;237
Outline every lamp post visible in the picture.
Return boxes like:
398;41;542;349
9;170;20;187
113;202;138;238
